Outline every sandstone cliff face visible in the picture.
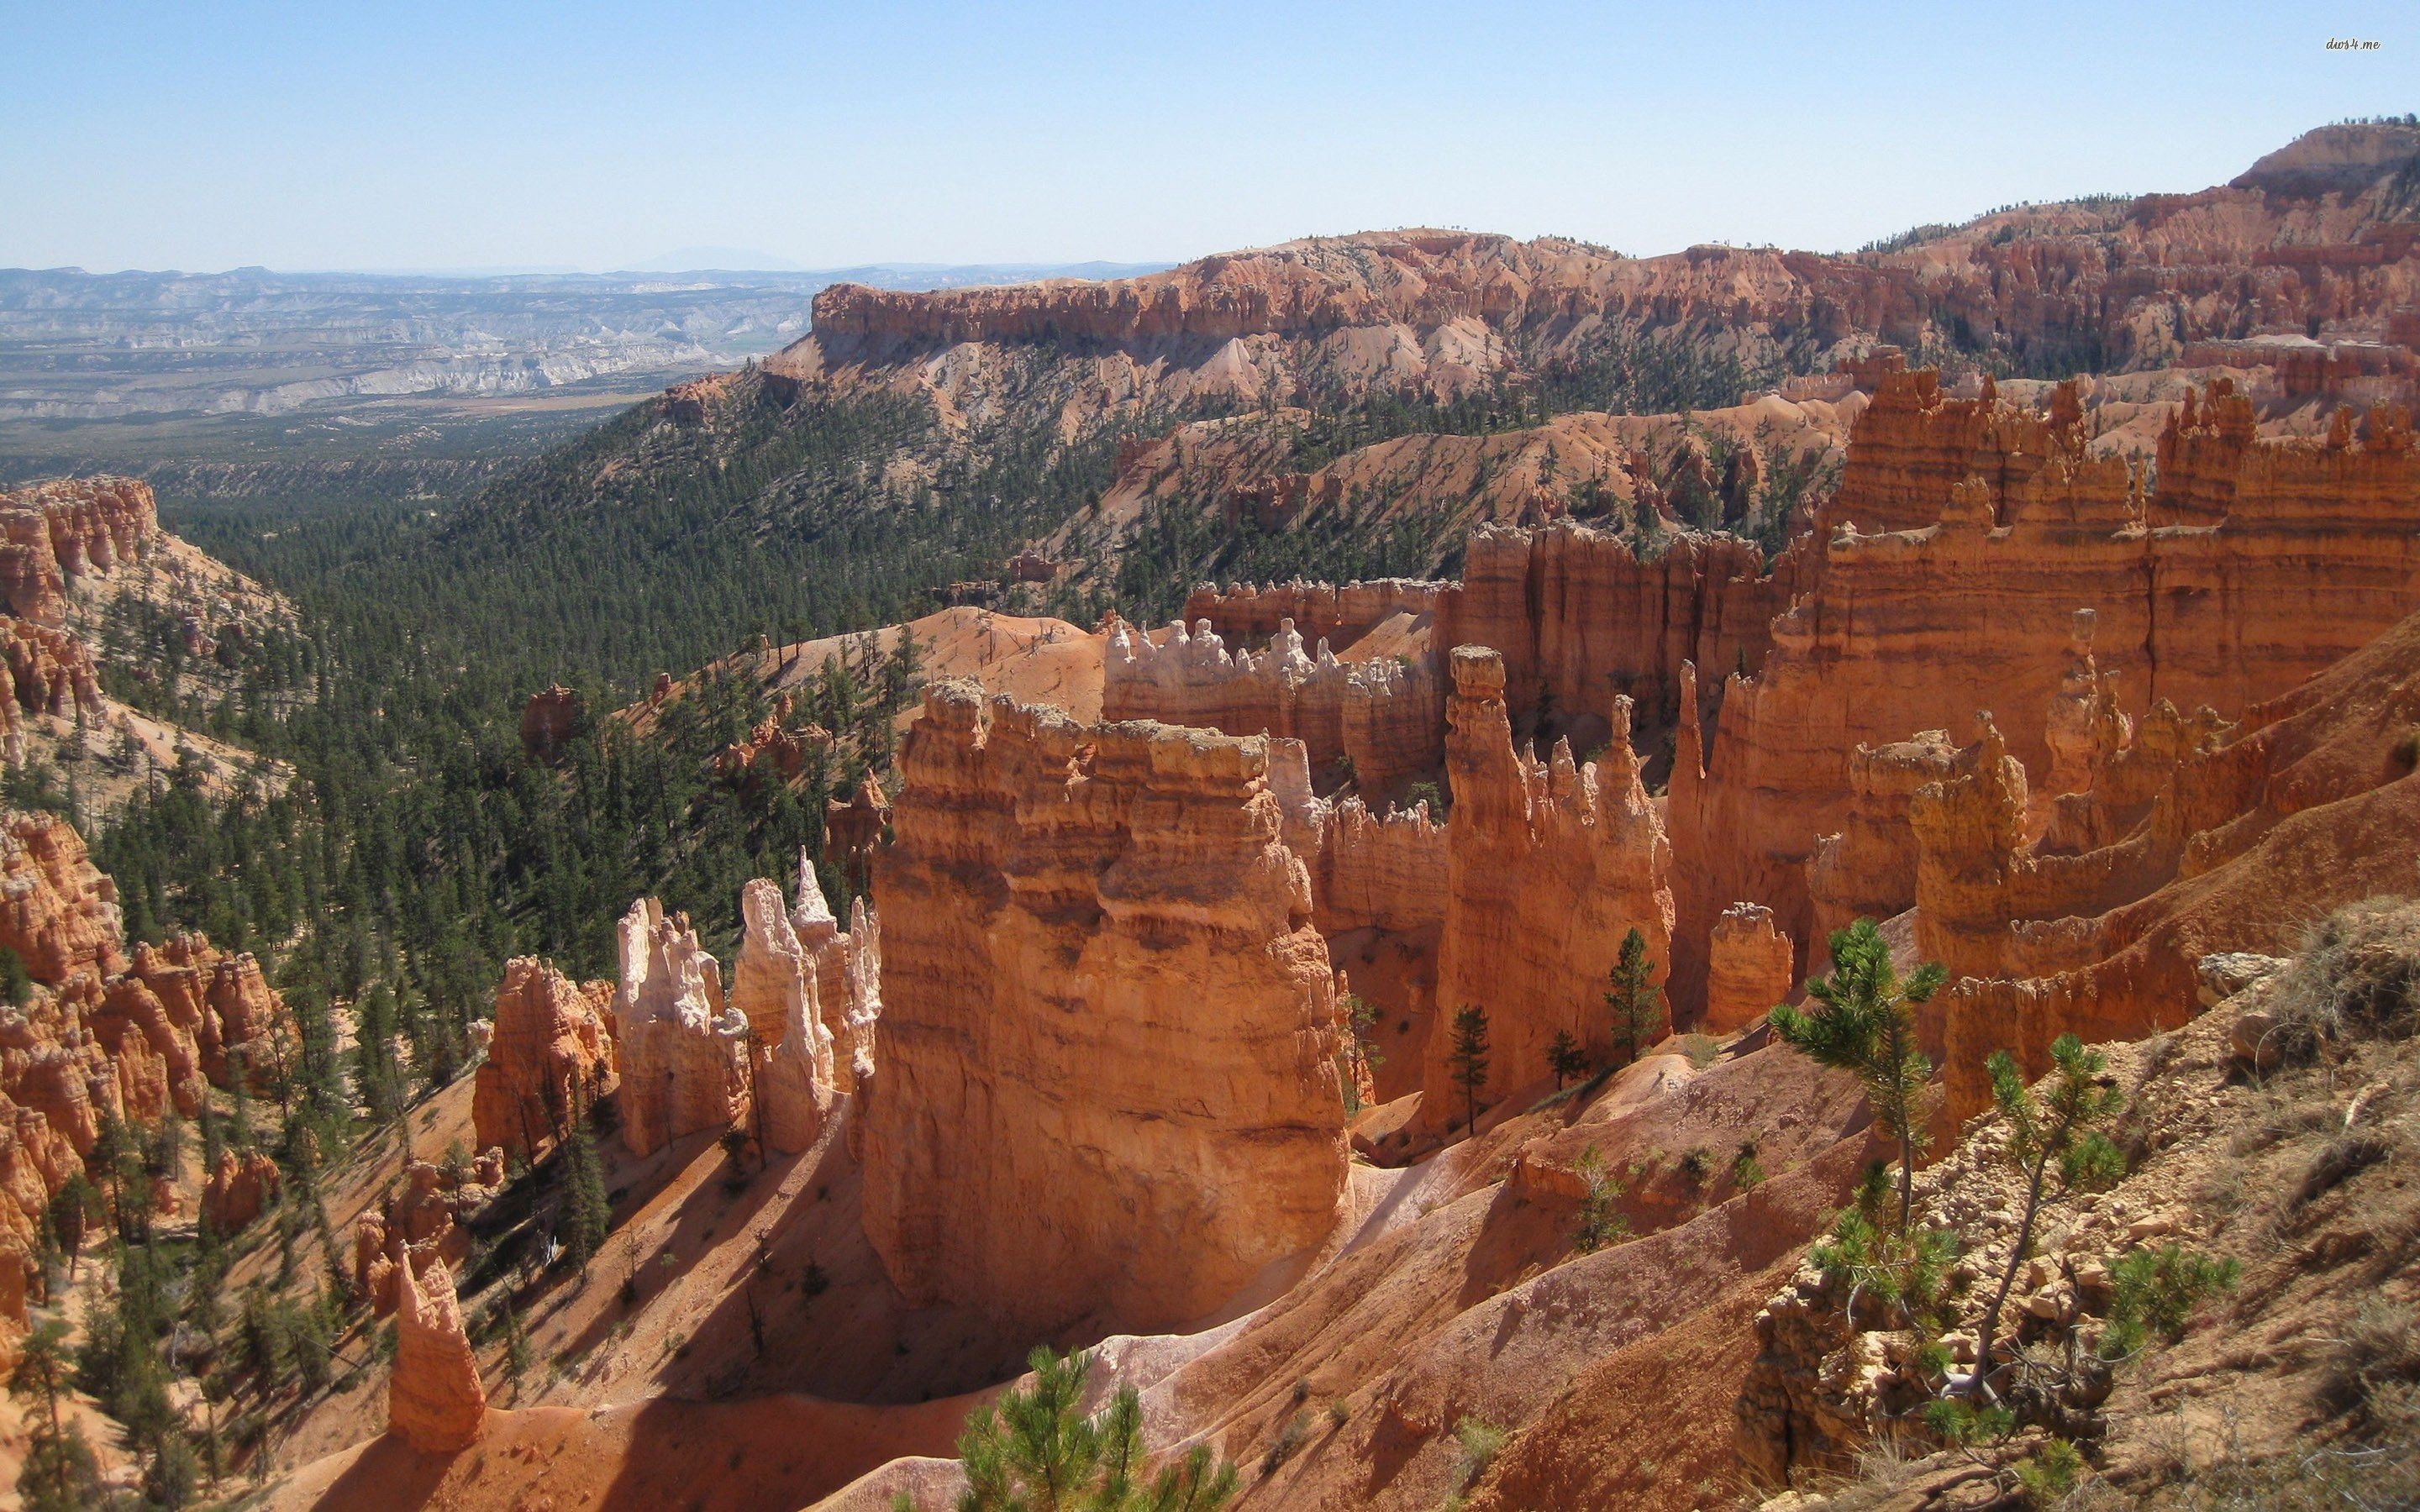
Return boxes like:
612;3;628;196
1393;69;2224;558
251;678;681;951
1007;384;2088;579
1183;579;1449;651
1894;600;2420;1121
863;684;1348;1336
611;899;747;1158
1107;516;1823;807
1424;648;1675;1124
0;477;156;626
1104;617;1445;801
1266;740;1449;1104
1442;522;1815;741
781;127;2420;443
1672;381;2420;1004
388;1254;487;1454
471;958;617;1160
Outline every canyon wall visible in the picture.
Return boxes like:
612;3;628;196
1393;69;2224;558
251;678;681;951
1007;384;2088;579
0;477;157;627
1423;647;1674;1125
788;127;2420;417
1183;578;1450;651
1902;600;2420;1121
862;685;1348;1336
0;810;294;1362
1440;522;1818;739
1105;518;1818;802
1671;382;2420;995
1103;617;1445;799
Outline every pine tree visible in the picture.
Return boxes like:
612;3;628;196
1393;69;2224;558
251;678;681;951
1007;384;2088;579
11;1317;99;1512
560;1111;611;1271
1604;928;1663;1066
1545;1030;1587;1090
1970;1034;2126;1398
1769;917;1947;1232
1447;1006;1491;1139
957;1347;1239;1512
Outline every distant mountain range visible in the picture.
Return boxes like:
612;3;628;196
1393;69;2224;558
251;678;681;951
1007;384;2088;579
0;260;1169;427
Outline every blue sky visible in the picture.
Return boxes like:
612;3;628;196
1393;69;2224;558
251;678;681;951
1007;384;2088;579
3;2;2416;273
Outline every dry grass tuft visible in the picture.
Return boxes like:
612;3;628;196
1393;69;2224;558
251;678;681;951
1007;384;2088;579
2273;897;2420;1045
2321;1299;2420;1418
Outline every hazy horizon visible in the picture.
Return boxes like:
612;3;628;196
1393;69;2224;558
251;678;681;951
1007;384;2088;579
7;2;2416;276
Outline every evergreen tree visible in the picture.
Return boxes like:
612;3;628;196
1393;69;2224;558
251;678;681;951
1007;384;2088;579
1769;918;1947;1232
11;1317;100;1512
1545;1030;1587;1090
957;1347;1239;1512
1446;1005;1491;1139
560;1111;611;1271
1970;1034;2126;1398
1603;928;1663;1066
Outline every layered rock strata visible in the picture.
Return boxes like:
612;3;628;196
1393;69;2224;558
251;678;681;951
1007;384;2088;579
470;958;617;1161
0;477;156;626
1105;617;1444;797
1183;579;1449;650
1672;381;2420;997
1423;648;1675;1123
1898;600;2420;1120
863;684;1348;1336
791;127;2420;412
611;899;748;1158
1704;904;1794;1033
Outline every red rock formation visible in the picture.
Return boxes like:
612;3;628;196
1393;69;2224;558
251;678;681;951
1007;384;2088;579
1901;601;2420;1120
779;126;2420;440
1671;380;2420;1005
1183;579;1450;651
114;933;296;1091
1439;522;1816;738
0;620;105;765
714;717;831;786
1425;648;1674;1124
863;683;1347;1336
200;1149;280;1235
1802;730;1960;961
1705;904;1794;1033
1105;617;1447;799
354;1158;501;1316
0;811;126;985
518;684;583;759
387;1253;487;1454
471;958;617;1161
611;898;748;1158
0;477;156;626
